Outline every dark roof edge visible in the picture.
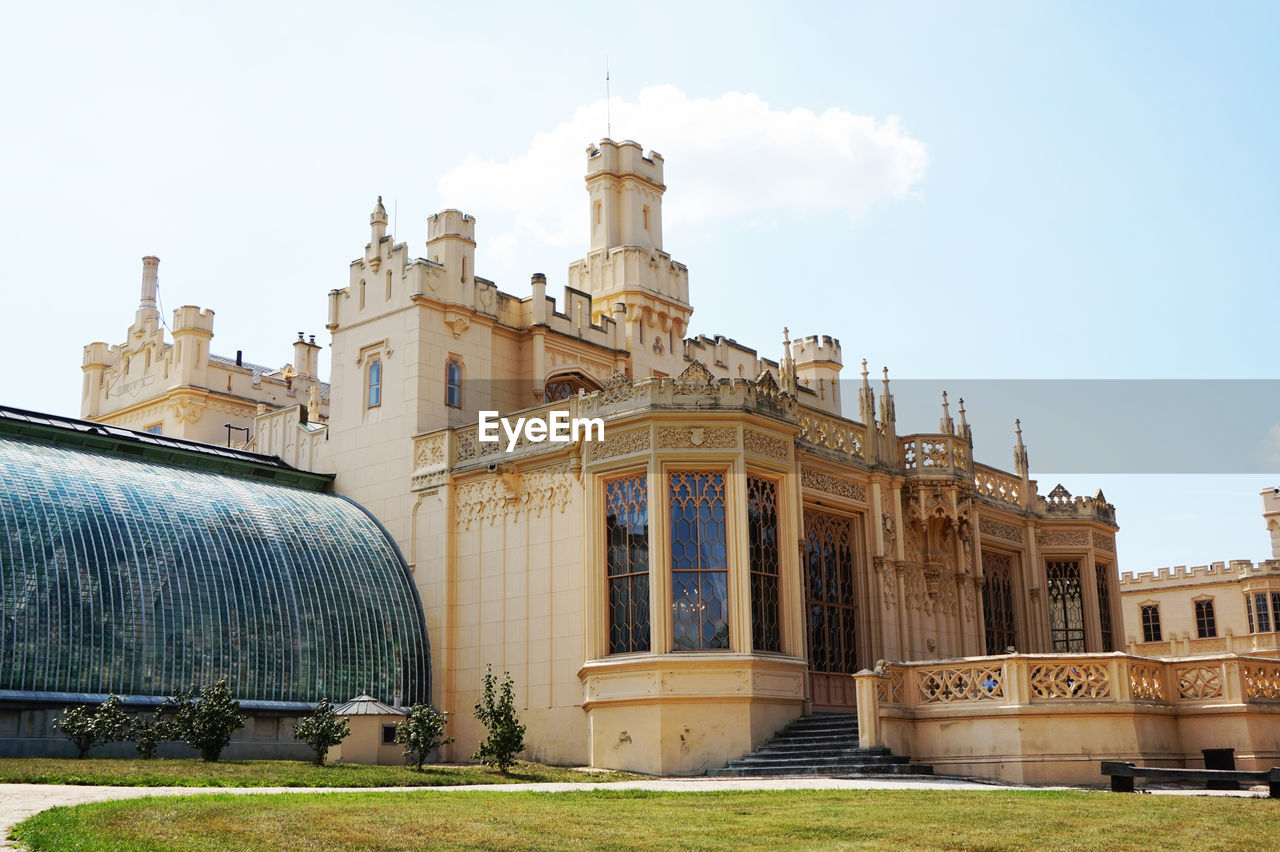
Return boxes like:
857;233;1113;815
0;404;334;492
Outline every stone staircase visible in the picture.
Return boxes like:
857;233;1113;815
707;712;933;778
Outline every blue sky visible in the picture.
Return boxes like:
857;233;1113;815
1;2;1276;583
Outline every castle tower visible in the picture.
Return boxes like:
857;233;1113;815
568;140;690;376
1263;488;1280;559
791;334;843;415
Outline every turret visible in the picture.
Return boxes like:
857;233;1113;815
585;138;665;253
171;305;215;385
426;209;476;299
370;196;388;244
1263;487;1280;559
791;334;843;414
81;341;115;418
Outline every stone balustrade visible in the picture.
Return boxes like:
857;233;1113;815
796;409;867;463
972;463;1024;508
899;434;969;477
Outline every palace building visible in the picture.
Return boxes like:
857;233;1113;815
11;138;1278;781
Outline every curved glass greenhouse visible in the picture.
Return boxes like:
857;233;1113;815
0;428;430;708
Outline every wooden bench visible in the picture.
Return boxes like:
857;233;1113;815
1101;761;1280;797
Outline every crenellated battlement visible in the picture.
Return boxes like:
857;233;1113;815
791;334;842;366
1119;559;1280;586
585;138;664;187
683;334;779;381
171;305;215;334
427;209;476;244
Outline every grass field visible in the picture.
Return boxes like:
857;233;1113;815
0;757;639;788
9;788;1277;851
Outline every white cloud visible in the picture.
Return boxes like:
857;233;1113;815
436;85;928;272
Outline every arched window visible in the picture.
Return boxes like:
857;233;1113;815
544;372;601;402
445;359;462;408
367;359;382;408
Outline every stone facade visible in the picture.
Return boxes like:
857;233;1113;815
84;139;1124;776
1120;489;1280;657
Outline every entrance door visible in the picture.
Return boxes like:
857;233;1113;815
804;509;862;709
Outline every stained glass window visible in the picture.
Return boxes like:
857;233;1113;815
605;474;649;654
747;477;781;653
669;472;729;651
982;550;1017;654
804;511;860;674
1046;560;1085;651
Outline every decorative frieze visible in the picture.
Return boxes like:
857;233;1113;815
454;466;576;529
1092;531;1116;552
1036;528;1089;547
979;516;1024;545
799;468;867;503
743;429;791;461
589;428;650;461
655;426;736;450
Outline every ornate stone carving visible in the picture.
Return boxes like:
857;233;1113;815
1176;665;1224;700
799;468;867;502
904;524;924;564
1128;663;1164;701
455;465;575;529
1036;528;1089;547
918;665;1004;703
601;370;635;404
903;566;926;611
1029;663;1111;699
589;428;651;461
413;434;447;470
673;360;716;394
979;516;1023;544
656;426;736;449
1092;531;1116;552
962;580;977;623
170;398;207;424
881;511;896;552
743;429;790;460
874;556;896;609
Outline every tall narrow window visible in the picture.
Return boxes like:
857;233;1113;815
367;359;382;408
1195;599;1217;639
605;474;649;654
445;359;462;408
1140;604;1162;643
1046;561;1085;651
747;476;781;653
1252;593;1272;633
804;511;860;674
982;550;1017;655
1095;563;1115;652
669;472;728;651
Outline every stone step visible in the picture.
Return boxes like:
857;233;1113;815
753;745;890;759
766;731;861;745
775;723;860;737
728;753;909;769
709;763;934;778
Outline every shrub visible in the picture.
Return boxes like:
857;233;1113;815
473;665;525;774
131;706;172;760
395;704;453;771
53;695;130;759
170;677;246;762
293;698;351;766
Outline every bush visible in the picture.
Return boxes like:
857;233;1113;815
395;704;453;771
170;677;246;762
293;698;351;766
130;707;172;760
473;665;525;774
53;695;130;759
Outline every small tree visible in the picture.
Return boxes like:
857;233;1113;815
131;706;172;760
53;695;130;759
171;677;246;762
53;705;99;759
473;665;525;774
293;698;351;766
395;704;453;771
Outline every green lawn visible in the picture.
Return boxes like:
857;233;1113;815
0;757;639;788
10;788;1277;851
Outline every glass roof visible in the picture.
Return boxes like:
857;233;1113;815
0;434;430;707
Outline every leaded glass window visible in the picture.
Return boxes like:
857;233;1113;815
1250;593;1272;633
605;474;649;654
1141;604;1162;643
747;476;781;653
982;550;1017;655
1046;560;1085;651
669;472;729;651
1096;562;1115;651
1195;598;1217;639
804;510;860;674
